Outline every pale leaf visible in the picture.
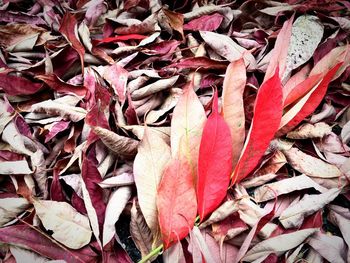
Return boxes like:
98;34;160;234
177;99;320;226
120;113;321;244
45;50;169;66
283;147;343;178
33;200;92;249
279;188;341;228
103;186;132;246
134;127;171;238
130;199;153;258
0;198;30;227
163;241;186;263
242;229;318;262
286;122;331;139
254;174;327;202
10;246;66;263
200;200;238;229
0;160;32;174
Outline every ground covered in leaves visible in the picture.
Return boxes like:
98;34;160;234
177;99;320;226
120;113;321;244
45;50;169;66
0;0;349;262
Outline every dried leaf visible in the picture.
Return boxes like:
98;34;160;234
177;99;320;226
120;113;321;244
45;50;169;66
92;126;139;158
279;188;341;228
103;186;132;246
283;147;343;178
0;160;32;174
222;58;246;166
134;127;171;238
33;200;92;249
286;122;332;139
0;198;29;227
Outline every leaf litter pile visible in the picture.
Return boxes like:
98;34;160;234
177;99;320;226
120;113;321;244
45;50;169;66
0;0;349;262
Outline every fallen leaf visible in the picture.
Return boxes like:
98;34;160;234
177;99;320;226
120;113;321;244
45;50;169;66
279;188;341;228
0;160;32;174
103;186;132;246
183;13;223;31
254;174;327;203
0;73;42;96
170;82;206;175
242;229;318;262
33;199;92;249
157;158;197;249
286;122;332;139
0;198;29;227
222;58;246;166
232;69;283;184
283;147;343;178
197;90;232;220
134;127;171;239
162;240;186;263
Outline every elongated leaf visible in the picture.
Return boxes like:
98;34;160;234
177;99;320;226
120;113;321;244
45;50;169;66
279;63;342;134
279;188;341;228
157;158;197;249
0;74;42;96
0;225;97;263
264;15;294;82
59;13;85;74
171;82;206;175
134;127;171;239
222;58;247;166
197;90;232;220
103;186;132;246
33;200;92;249
242;229;318;262
0;198;30;227
232;69;282;184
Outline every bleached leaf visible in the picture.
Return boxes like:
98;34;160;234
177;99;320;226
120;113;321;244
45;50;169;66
10;246;66;263
163;241;186;263
341;120;350;144
241;173;278;189
286;122;331;139
200;200;238;229
33;200;92;249
308;231;347;263
130;199;153;258
260;5;297;16
254;174;327;202
242;229;318;262
0;160;32;174
279;188;341;228
2;122;33;156
134;127;171;238
121;125;170;142
189;226;216;263
31;100;87;122
283;147;343;178
92;126;139;158
328;205;350;253
0;198;30;227
200;31;256;70
78;22;92;52
98;173;134;188
103;186;132;246
283;15;324;80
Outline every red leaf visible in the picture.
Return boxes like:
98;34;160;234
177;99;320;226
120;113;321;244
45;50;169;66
97;34;147;44
0;225;97;263
232;69;283;184
36;74;87;97
183;13;224;31
283;73;322;108
157;158;197;249
0;74;42;96
278;63;342;135
197;90;232;220
59;13;85;75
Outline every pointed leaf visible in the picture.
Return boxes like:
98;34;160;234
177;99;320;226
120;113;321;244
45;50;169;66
157;158;197;249
134;127;171;238
197;90;232;220
33;200;92;249
171;82;206;175
222;58;247;166
232;69;283;184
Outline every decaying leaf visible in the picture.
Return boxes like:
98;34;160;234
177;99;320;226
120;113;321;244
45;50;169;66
0;198;30;227
33;200;92;249
286;122;332;139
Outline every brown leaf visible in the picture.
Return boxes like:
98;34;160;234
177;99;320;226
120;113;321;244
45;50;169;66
286;122;332;139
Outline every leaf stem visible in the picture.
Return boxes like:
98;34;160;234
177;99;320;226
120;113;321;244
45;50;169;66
138;244;163;263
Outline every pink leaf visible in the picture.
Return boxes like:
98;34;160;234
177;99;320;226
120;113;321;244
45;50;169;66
183;13;224;31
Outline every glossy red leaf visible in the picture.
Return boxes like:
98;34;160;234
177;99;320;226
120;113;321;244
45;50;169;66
197;90;233;220
184;13;224;31
157;158;197;249
59;13;85;75
0;74;42;96
278;63;342;135
232;69;283;184
97;34;147;44
0;225;97;263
